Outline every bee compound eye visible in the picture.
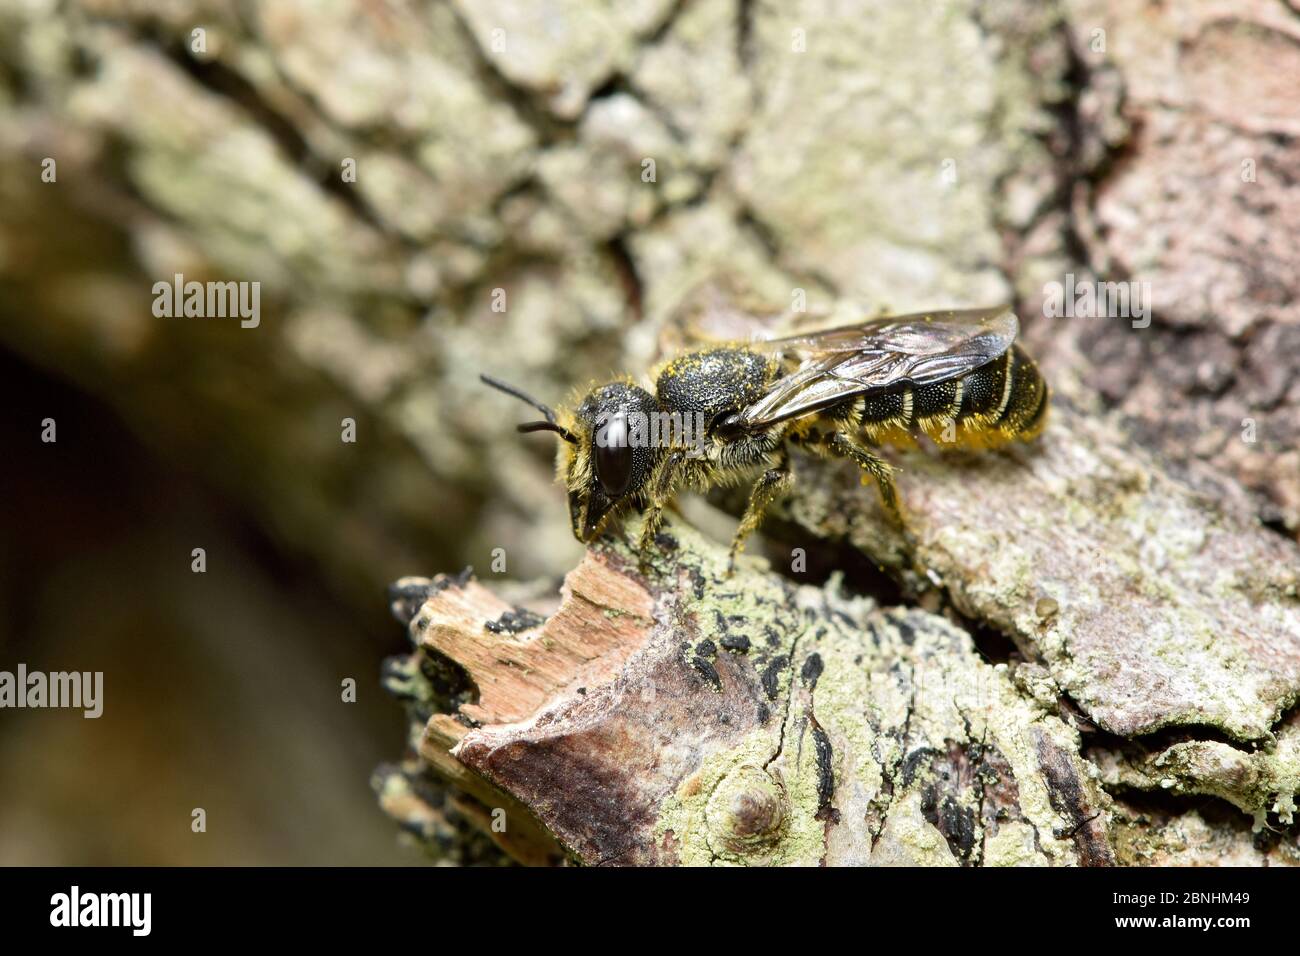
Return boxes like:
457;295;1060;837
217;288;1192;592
594;411;633;497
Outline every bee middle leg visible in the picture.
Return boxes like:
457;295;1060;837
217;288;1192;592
728;460;793;573
823;432;903;524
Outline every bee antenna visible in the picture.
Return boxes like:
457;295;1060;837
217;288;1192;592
480;374;558;422
517;420;579;444
480;374;579;444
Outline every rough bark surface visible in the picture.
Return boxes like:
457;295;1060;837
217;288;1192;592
3;1;1298;864
788;399;1300;742
385;437;1300;864
389;521;1120;866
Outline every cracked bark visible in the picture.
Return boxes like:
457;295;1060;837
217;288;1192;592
2;1;1298;864
386;521;1119;866
384;388;1300;863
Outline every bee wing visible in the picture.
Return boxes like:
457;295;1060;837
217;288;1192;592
738;306;1018;428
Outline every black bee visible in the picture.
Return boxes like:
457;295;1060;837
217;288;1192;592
482;306;1047;567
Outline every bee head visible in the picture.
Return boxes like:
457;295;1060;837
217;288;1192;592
566;382;662;542
480;375;662;543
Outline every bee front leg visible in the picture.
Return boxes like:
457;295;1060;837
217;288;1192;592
637;452;684;561
638;498;670;560
824;432;903;525
727;465;794;574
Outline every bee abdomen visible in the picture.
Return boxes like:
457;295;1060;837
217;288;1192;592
913;379;960;423
993;346;1048;439
954;346;1048;445
855;388;916;446
855;346;1047;448
955;353;1007;419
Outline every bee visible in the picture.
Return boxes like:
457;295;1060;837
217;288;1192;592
482;306;1047;568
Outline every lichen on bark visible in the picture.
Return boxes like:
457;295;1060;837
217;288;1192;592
387;519;1125;865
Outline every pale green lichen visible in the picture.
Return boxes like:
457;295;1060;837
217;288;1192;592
656;731;828;867
1099;719;1300;831
645;527;1110;865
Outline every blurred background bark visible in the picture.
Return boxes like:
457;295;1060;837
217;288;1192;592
0;0;1296;864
